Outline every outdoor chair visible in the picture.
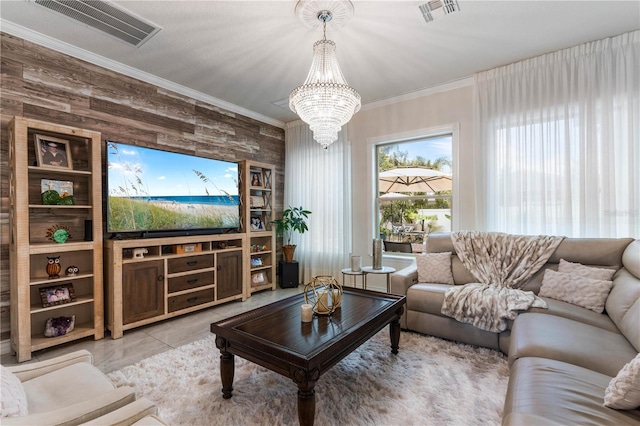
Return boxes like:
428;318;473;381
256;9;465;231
383;241;413;253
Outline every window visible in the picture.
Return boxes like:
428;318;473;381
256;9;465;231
376;134;453;253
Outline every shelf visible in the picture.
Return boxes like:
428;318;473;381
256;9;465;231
250;251;272;256
10;116;104;362
250;186;271;191
30;273;94;286
250;282;274;292
28;166;92;176
29;204;93;209
250;265;272;272
30;295;94;314
31;324;97;352
29;241;96;254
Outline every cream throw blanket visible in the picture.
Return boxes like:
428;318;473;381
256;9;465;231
441;231;564;332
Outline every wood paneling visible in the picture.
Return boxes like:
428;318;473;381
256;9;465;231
0;32;285;352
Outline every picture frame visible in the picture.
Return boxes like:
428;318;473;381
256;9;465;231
250;195;265;208
35;134;73;170
250;171;263;187
41;179;75;205
250;216;264;231
251;271;267;286
39;284;76;308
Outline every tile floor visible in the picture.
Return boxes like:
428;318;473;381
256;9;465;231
1;286;306;373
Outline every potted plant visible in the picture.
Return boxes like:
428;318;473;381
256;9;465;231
271;206;311;263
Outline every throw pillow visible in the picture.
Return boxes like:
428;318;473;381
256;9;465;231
416;252;454;285
558;258;616;281
538;269;613;313
604;353;640;410
1;365;28;417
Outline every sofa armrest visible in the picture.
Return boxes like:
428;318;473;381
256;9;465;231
80;398;160;426
7;350;93;382
390;262;418;296
2;386;136;426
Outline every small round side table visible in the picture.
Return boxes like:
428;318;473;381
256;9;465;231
341;268;364;289
361;266;396;293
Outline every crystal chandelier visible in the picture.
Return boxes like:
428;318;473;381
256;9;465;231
289;9;361;150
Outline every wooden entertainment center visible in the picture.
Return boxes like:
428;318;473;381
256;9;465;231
9;116;278;360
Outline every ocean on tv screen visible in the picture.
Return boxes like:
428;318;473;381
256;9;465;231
106;141;240;233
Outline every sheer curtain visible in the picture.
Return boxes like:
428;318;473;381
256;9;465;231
283;121;352;282
474;30;639;238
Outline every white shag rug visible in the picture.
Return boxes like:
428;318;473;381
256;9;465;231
108;329;509;426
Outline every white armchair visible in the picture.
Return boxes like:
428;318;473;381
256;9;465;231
2;350;137;425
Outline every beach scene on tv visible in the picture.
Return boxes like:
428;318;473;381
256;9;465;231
107;142;240;233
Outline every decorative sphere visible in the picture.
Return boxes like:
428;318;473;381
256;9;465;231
52;229;69;243
304;275;343;315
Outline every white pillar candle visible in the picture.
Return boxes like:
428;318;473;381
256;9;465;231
332;289;341;308
301;304;313;322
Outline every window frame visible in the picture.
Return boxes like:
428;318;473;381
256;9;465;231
371;124;460;256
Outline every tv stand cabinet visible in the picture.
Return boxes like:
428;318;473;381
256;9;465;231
105;234;246;339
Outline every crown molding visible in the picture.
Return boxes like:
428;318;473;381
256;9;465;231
360;76;474;112
1;19;285;129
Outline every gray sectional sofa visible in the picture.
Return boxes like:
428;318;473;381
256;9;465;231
390;233;640;425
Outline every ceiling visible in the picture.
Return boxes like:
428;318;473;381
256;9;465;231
1;1;639;127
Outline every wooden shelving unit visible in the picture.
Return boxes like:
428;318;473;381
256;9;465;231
105;234;245;339
9;117;104;362
240;160;277;295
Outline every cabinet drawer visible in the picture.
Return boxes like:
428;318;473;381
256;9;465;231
168;289;214;313
167;255;214;274
168;271;214;294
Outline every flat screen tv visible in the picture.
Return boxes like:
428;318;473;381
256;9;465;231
106;141;240;237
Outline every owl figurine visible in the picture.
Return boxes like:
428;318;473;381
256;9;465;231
46;256;61;279
65;265;79;276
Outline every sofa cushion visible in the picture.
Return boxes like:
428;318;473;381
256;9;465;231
547;238;634;266
539;269;612;313
530;297;620;332
605;353;640;410
607;268;640;352
416;252;454;284
508;313;637;377
21;362;115;415
622;240;640;279
503;357;640;425
406;283;449;315
558;258;617;280
1;366;28;417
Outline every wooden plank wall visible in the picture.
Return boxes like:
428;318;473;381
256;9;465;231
0;32;286;349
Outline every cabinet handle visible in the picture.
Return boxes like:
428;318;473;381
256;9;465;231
157;275;164;281
187;278;198;284
217;265;222;271
187;261;198;266
187;297;198;303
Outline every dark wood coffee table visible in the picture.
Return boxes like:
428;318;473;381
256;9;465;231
210;287;406;426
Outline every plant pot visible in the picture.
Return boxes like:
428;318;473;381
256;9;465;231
283;245;297;263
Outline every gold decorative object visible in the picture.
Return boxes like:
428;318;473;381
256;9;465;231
304;275;343;315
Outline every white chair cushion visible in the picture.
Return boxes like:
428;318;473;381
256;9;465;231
605;353;640;410
21;362;115;414
1;366;28;417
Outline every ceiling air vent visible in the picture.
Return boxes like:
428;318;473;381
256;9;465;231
34;0;161;47
418;0;461;23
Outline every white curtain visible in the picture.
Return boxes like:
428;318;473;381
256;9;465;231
283;122;352;282
474;30;639;238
